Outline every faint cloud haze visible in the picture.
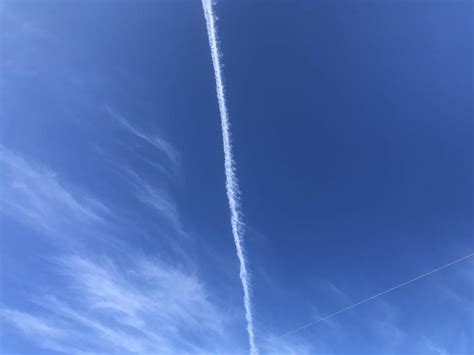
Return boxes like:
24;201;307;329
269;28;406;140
104;105;179;167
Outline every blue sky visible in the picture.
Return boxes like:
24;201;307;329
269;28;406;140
0;0;473;354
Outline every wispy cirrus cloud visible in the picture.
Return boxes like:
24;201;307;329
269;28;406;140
0;309;88;354
1;304;147;354
0;309;65;339
0;139;240;353
125;168;186;237
421;337;449;355
365;300;406;350
1;252;233;354
259;334;316;355
0;146;109;235
104;105;179;167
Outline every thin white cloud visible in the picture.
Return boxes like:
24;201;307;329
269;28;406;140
104;105;179;167
280;252;474;337
2;253;233;354
0;309;85;354
421;337;449;355
137;154;176;181
201;1;258;353
366;300;406;349
0;309;65;338
0;146;109;235
125;168;186;237
0;142;241;353
323;281;352;304
42;298;151;353
259;334;315;355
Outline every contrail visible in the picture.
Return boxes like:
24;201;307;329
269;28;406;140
201;1;258;354
281;252;474;338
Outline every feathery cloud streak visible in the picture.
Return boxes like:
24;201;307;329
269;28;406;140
281;252;474;337
0;146;109;235
104;105;179;167
125;168;185;237
1;253;232;354
0;146;236;353
201;1;258;354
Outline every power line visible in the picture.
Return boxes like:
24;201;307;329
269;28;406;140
281;252;474;337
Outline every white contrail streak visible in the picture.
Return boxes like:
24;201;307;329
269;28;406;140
201;1;258;354
281;252;474;338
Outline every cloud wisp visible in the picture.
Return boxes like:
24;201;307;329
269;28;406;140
0;146;109;236
1;253;231;354
125;168;186;238
104;105;179;167
0;309;85;354
280;252;474;338
201;0;258;354
0;146;237;353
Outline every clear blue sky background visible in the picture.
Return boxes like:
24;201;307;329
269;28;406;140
0;0;472;354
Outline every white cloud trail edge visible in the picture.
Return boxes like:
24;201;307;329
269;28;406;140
281;252;474;338
201;1;258;354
